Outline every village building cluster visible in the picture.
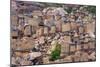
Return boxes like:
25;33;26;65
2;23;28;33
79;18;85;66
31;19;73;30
11;0;96;66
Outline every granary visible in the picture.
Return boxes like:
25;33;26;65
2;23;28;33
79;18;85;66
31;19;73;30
11;29;19;39
50;26;56;34
18;15;25;26
28;17;39;27
60;42;70;56
36;26;44;36
32;10;43;16
62;23;71;32
76;44;82;51
69;43;76;53
24;16;30;25
31;26;36;35
84;22;95;36
55;20;62;32
58;36;70;56
24;25;32;37
11;38;17;47
72;37;79;44
63;35;71;43
70;21;78;30
83;42;89;50
11;15;18;26
44;26;49;35
88;41;95;49
78;25;85;34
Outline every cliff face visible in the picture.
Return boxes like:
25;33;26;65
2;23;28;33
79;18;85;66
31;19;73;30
11;0;96;66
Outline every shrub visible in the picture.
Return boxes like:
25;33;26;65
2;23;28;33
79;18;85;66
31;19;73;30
50;42;61;61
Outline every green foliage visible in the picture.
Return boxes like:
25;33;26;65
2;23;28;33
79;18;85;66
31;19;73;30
86;6;96;14
64;7;73;13
41;2;62;8
50;42;61;61
88;6;96;14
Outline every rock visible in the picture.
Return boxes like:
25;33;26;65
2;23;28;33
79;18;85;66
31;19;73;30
54;33;60;40
54;7;68;16
63;56;73;62
88;52;96;61
43;56;49;64
39;36;45;44
29;52;42;60
12;57;16;65
20;60;32;66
